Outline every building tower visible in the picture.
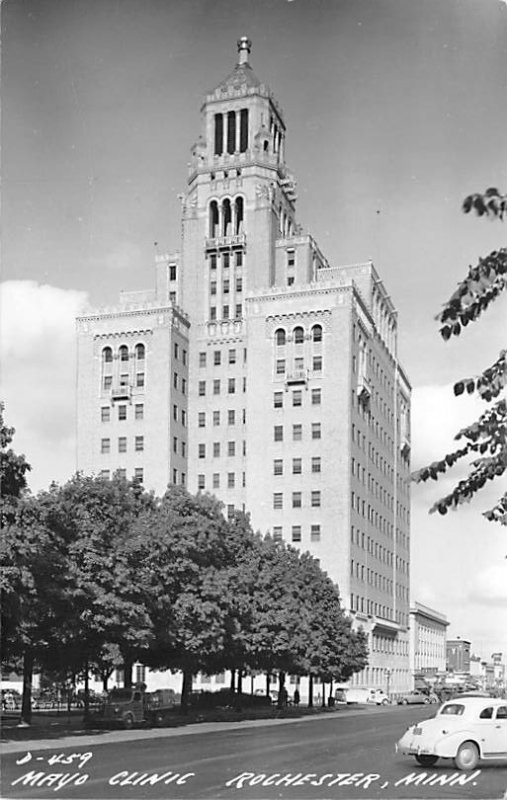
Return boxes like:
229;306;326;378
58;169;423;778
77;39;412;694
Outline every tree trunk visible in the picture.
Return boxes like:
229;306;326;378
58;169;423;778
277;671;287;709
308;674;314;708
321;682;326;708
180;669;193;713
123;657;133;688
20;650;33;726
82;659;90;725
230;669;235;691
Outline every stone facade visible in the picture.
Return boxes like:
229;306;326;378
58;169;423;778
409;601;449;683
76;38;412;694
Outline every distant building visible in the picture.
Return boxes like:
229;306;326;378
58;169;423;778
409;602;449;685
446;638;471;674
76;38;412;694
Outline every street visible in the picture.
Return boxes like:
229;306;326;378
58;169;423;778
2;706;507;800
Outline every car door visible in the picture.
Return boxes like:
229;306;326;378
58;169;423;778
475;705;506;757
488;705;507;757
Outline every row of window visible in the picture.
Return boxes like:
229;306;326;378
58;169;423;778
200;348;244;367
198;377;246;396
352;424;397;482
198;472;245;490
350;527;398;563
101;437;144;454
273;457;321;475
101;404;144;422
208;304;242;321
351;459;398;511
172;372;187;394
208;251;243;269
102;344;145;363
103;373;144;391
350;594;404;623
198;409;245;427
272;525;321;544
351;560;394;593
210;277;243;295
273;423;321;441
273;491;321;509
198;441;246;458
275;356;322;374
274;325;322;345
100;467;144;482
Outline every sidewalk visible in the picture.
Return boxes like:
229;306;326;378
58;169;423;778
1;704;378;754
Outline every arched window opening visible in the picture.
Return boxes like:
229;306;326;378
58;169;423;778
240;109;248;152
234;197;244;235
263;140;269;152
102;346;113;363
222;199;232;237
275;328;286;346
135;343;145;361
214;114;223;156
227;111;236;154
209;201;219;238
312;324;323;342
119;345;129;362
293;326;304;344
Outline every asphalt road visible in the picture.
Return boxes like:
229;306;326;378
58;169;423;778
2;706;507;800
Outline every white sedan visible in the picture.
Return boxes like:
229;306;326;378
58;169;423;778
396;697;507;770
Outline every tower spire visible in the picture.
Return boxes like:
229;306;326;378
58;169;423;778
237;36;252;65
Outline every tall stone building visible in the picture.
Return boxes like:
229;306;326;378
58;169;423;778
77;39;412;694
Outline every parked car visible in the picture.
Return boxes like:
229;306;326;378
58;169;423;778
397;689;437;705
396;696;507;770
340;688;390;705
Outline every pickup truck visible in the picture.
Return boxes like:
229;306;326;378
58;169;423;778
99;686;179;728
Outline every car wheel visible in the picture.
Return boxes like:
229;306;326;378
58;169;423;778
423;698;430;704
454;741;480;771
401;698;408;705
154;711;164;727
123;713;134;730
381;698;389;705
415;755;439;767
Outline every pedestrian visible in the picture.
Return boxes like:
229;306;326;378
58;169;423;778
293;689;300;706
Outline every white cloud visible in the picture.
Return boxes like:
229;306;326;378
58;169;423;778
0;281;88;492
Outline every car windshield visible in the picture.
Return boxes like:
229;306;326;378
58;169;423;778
108;689;133;701
440;703;465;716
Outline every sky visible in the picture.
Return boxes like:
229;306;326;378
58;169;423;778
1;0;506;661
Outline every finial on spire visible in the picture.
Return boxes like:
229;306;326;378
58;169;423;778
237;36;252;65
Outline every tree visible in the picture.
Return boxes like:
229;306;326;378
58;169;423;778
412;188;507;524
0;402;31;513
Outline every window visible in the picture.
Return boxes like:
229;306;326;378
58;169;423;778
479;707;494;719
312;456;321;473
312;324;322;342
273;493;283;509
133;468;143;483
101;438;110;454
227;472;235;488
100;470;110;480
181;409;186;427
210;307;217;320
223;305;230;319
209;253;217;270
227;504;234;519
117;468;127;480
173;436;178;453
311;491;321;507
275;328;286;346
287;250;295;268
213;442;220;457
273;526;283;542
274;425;283;442
135;436;144;452
174;342;179;360
293;424;302;441
273;459;283;476
292;492;302;508
228;441;235;456
213;379;221;395
102;347;113;363
292;458;302;475
236;251;243;267
173;372;178;390
119;345;129;362
276;359;286;375
311;388;321;405
212;473;220;489
223;252;230;269
199;380;206;396
293;326;304;344
312;423;321;440
199;352;207;367
101;407;110;422
291;526;302;543
135;403;144;420
236;277;242;293
229;349;236;364
103;375;113;390
181;440;186;457
181;378;186;395
120;373;129;387
136;372;145;388
274;392;283;408
182;349;187;366
210;281;217;296
198;443;206;458
227;409;235;425
223;280;230;295
214;350;221;365
213;410;220;426
228;378;235;394
292;390;302;407
294;357;304;371
198;474;205;490
311;524;321;542
118;437;127;453
313;356;322;372
118;405;127;421
198;412;205;428
287;276;294;286
235;304;242;318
